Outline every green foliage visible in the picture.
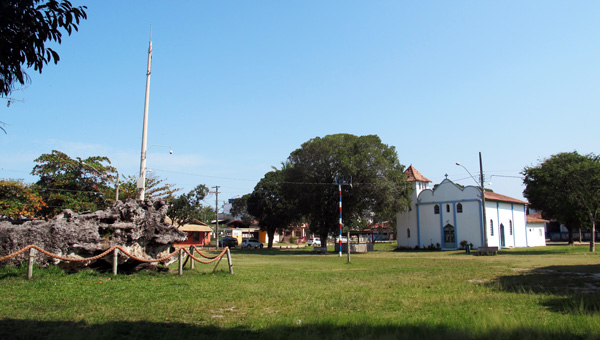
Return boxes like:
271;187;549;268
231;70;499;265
0;179;45;219
248;170;298;248
230;193;253;226
118;173;180;201
285;134;412;243
0;0;87;97
31;150;117;218
522;151;600;251
167;184;210;226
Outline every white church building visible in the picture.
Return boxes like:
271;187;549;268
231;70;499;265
396;166;546;250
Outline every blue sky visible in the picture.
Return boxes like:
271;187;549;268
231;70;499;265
1;1;599;207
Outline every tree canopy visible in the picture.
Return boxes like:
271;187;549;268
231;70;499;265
284;134;411;243
167;184;211;226
118;173;180;201
0;179;45;219
523;151;600;252
0;0;87;97
230;193;253;226
31;150;117;218
247;170;298;249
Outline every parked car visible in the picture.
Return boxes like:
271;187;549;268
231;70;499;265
219;236;238;248
307;238;321;246
241;238;263;249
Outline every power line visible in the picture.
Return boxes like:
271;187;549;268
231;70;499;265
152;169;257;182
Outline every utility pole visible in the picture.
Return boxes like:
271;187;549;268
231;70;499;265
212;186;221;249
456;153;488;248
479;152;488;248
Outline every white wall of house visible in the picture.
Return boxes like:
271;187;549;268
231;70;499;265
526;223;546;247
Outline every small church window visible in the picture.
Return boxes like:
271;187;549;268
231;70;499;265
446;204;450;213
490;220;494;236
457;203;463;213
434;205;440;214
407;228;411;238
509;220;513;235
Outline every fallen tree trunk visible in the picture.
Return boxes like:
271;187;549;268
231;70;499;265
0;198;186;272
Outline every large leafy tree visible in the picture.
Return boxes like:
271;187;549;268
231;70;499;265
0;179;45;219
285;134;412;244
247;170;298;249
31;150;117;218
523;151;600;252
167;184;210;226
118;173;180;201
0;0;87;97
230;193;253;226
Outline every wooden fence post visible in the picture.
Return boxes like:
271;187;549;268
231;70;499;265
347;231;351;263
112;248;119;276
27;247;36;280
178;248;184;276
189;246;195;270
226;247;234;275
213;249;225;274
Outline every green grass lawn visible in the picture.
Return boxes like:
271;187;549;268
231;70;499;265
0;243;599;340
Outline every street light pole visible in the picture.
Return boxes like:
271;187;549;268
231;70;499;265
138;37;152;200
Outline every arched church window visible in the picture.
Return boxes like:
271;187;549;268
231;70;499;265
457;203;463;213
490;220;494;236
446;204;450;213
509;220;513;235
407;228;411;238
434;205;440;214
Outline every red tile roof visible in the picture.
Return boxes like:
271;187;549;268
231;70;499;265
484;192;528;205
527;212;549;223
405;165;432;183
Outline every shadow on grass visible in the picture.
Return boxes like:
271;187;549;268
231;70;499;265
489;264;600;315
0;318;583;340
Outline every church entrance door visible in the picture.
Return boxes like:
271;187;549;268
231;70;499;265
443;224;455;249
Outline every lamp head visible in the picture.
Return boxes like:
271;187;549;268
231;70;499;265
455;162;461;166
169;149;173;155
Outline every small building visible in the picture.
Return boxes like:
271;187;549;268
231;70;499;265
334;231;375;253
174;220;213;247
365;222;394;241
525;212;548;247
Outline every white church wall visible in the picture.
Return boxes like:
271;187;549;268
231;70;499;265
418;203;442;247
513;206;528;247
396;209;418;248
455;200;484;248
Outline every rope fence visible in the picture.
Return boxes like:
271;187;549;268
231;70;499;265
0;244;233;279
